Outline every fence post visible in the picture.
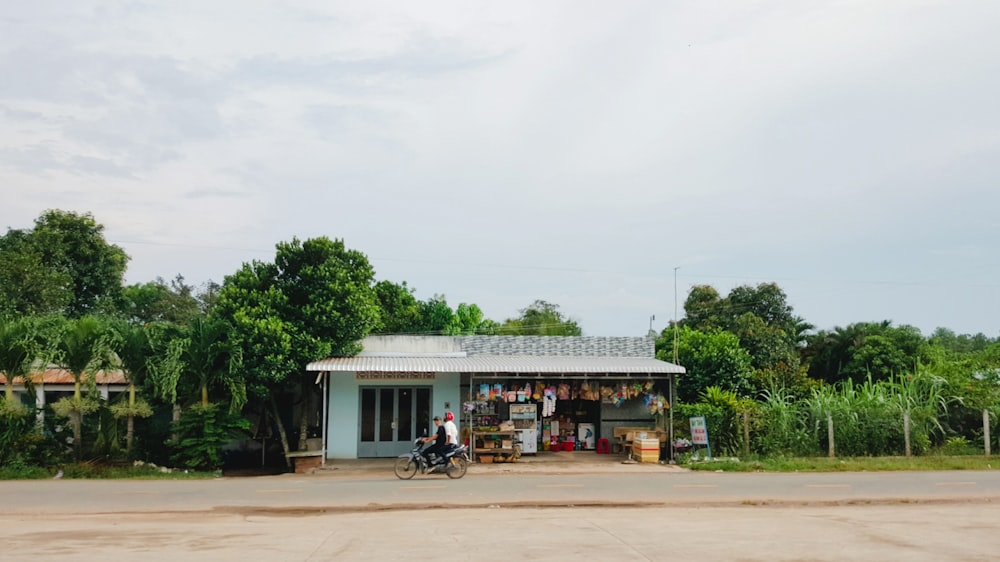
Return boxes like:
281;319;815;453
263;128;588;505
985;410;992;458
904;408;911;458
827;413;835;458
742;409;750;459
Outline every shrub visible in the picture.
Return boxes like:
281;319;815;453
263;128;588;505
170;403;249;471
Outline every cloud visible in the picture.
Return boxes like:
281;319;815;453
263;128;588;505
0;144;135;178
1;1;999;337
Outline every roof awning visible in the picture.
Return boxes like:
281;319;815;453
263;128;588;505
307;355;684;375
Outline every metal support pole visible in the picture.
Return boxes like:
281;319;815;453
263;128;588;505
668;373;675;462
673;267;680;366
321;372;328;466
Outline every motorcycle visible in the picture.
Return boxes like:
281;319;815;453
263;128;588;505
394;439;470;480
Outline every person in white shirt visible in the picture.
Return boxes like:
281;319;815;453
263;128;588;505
443;410;459;450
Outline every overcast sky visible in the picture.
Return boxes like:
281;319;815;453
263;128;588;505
2;1;998;338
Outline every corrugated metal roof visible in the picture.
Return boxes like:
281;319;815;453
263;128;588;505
307;355;684;374
0;369;127;385
460;335;655;357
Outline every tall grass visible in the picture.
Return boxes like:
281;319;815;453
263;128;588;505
756;386;815;457
745;372;955;458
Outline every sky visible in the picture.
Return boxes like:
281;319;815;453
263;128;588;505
2;1;999;338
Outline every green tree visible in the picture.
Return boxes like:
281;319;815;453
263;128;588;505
28;210;130;317
656;326;754;402
681;283;805;374
196;280;222;315
373;280;423;334
730;312;800;372
138;317;246;471
803;323;867;384
725;283;797;332
119;275;201;325
179;317;245;411
454;303;486;335
680;285;723;331
498;300;582;336
0;229;72;317
805;322;929;383
928;327;994;355
214;236;380;463
418;294;460;335
50;316;111;459
373;282;495;335
106;321;158;456
0;317;40;419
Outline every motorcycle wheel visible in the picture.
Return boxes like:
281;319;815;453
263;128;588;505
394;457;418;480
446;457;468;479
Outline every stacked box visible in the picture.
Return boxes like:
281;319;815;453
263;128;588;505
633;438;660;463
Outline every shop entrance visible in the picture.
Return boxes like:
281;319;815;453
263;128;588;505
357;387;432;458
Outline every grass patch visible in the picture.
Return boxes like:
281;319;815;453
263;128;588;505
0;463;218;480
683;455;1000;472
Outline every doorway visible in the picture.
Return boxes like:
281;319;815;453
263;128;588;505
357;387;432;457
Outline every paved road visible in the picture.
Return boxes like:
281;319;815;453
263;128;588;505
3;470;999;561
3;469;999;515
4;504;999;561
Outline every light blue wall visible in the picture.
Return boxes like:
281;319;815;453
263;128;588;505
326;371;461;459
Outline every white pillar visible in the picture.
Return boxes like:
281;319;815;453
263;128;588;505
35;387;46;428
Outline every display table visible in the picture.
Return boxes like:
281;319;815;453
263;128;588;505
612;427;667;459
472;430;520;463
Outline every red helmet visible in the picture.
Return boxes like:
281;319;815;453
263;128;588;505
444;411;454;422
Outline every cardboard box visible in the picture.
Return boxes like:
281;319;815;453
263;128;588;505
633;438;659;451
634;438;660;463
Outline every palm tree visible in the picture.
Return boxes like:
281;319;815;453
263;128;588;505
106;320;156;456
50;316;110;460
0;317;37;419
180;316;245;411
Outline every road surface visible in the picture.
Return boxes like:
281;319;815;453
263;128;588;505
2;469;999;561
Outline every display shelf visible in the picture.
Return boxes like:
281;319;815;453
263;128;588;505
471;430;520;462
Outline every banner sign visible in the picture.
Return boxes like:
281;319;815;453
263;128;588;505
356;372;436;381
689;416;709;445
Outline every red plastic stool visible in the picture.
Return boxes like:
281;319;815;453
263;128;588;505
596;438;610;454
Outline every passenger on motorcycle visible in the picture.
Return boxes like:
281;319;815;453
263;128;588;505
444;411;459;449
422;416;448;469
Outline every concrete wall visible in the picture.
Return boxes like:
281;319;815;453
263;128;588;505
326;371;462;459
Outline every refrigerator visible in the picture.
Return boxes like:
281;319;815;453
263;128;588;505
509;403;538;454
577;423;596;450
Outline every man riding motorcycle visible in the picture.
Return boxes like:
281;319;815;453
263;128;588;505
422;416;448;470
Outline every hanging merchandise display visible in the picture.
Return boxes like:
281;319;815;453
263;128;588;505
542;386;556;417
556;383;570;400
467;374;671;462
644;393;668;416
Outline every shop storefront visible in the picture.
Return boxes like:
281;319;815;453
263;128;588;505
464;373;673;462
307;335;684;461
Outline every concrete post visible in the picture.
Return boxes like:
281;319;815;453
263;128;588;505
985;410;991;458
827;414;835;458
904;409;911;458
